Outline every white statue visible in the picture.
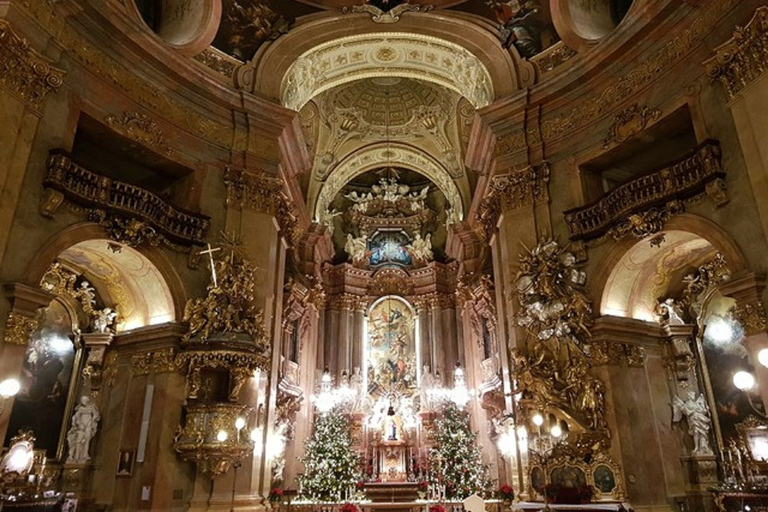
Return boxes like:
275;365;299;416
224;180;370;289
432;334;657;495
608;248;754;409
350;367;363;412
319;208;342;235
673;392;714;456
76;281;96;309
345;191;373;213
420;365;436;411
409;233;434;262
657;298;686;325
344;233;368;264
66;396;101;463
92;307;117;333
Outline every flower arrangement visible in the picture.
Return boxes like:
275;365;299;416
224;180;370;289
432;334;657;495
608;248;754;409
268;488;284;503
339;503;360;512
418;481;429;492
499;484;515;501
429;505;446;512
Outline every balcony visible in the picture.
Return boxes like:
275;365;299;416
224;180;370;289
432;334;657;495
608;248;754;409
564;140;726;242
44;151;210;247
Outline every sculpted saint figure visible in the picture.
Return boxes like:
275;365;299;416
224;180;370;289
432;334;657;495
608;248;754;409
66;396;101;463
673;392;714;456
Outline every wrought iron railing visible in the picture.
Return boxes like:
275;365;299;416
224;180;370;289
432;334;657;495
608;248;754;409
564;140;725;241
44;151;210;246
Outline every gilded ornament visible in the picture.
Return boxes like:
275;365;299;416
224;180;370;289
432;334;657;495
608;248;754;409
607;200;684;241
476;163;550;240
734;301;768;337
193;48;239;79
678;253;731;318
512;238;609;443
182;232;269;354
342;3;433;23
3;312;39;346
105;112;173;155
0;20;65;113
44;152;210;249
173;403;254;478
589;341;645;368
565;140;725;242
533;42;577;74
704;7;768;101
17;0;230;146
602;104;661;148
224;168;297;243
130;353;153;376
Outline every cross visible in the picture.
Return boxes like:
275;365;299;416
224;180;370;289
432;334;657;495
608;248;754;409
200;243;221;287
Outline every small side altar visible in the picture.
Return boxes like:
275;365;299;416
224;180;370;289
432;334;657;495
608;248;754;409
514;502;632;511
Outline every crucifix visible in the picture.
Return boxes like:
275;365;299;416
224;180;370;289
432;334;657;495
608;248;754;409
200;243;221;287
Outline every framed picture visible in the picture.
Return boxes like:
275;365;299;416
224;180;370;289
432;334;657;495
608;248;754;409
116;449;134;476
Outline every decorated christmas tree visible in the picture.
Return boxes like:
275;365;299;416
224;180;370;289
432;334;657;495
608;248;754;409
430;403;492;500
298;407;361;502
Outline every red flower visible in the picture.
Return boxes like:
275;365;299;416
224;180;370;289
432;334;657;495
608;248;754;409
340;504;359;512
268;488;283;503
499;484;514;500
418;481;429;491
430;505;446;512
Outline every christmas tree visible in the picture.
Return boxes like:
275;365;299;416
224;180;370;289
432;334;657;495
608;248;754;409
430;403;492;500
298;407;361;502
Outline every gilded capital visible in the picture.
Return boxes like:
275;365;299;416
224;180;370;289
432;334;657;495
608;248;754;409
734;301;768;337
3;312;38;346
0;20;65;113
476;163;550;240
705;7;768;101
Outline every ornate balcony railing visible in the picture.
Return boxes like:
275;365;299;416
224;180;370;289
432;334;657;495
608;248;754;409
564;140;726;241
44;151;210;247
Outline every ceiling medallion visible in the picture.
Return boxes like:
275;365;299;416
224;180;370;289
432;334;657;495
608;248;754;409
343;2;434;24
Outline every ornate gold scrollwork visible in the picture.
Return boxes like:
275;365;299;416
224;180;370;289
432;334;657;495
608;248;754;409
603;104;661;148
0;20;65;113
734;301;768;337
223;167;298;244
565;140;726;242
704;7;768;101
476;163;550;241
105;111;173;156
43;152;210;249
512;238;610;448
3;312;39;346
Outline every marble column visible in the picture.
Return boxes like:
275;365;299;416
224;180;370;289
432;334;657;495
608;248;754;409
352;304;365;373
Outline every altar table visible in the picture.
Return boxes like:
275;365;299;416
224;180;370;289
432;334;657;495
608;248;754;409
514;502;631;512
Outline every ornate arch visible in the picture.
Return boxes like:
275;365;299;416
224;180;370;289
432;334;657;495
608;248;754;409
25;223;185;328
595;214;750;321
311;143;465;222
235;12;526;105
280;32;494;111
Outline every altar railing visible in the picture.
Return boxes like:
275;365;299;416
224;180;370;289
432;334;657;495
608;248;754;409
564;139;725;241
44;150;210;247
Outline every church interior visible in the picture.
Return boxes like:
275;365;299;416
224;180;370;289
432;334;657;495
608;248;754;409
1;0;768;510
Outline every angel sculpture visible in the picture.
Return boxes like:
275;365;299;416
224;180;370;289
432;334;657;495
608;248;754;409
92;308;118;334
673;392;714;456
409;233;434;263
344;233;368;264
318;208;342;235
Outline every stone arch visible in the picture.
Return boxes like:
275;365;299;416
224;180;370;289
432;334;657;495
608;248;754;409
236;12;526;106
595;214;749;322
25;223;186;329
311;142;466;223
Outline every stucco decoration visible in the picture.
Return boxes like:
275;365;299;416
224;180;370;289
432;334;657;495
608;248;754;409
313;143;464;224
280;32;494;111
57;240;175;332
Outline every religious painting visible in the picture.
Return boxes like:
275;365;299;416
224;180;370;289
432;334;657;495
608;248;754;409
5;300;78;458
117;449;135;476
366;297;417;398
368;230;413;267
549;465;587;488
593;464;617;493
700;295;762;445
530;466;545;496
